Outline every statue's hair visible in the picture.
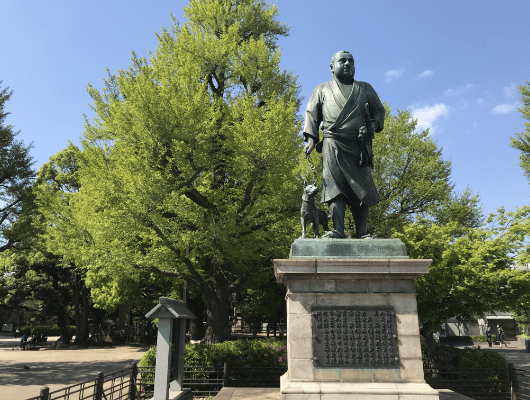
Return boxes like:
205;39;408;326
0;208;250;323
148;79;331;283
330;50;353;66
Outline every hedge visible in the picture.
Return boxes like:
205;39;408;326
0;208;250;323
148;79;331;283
18;325;75;336
140;338;287;369
439;335;497;342
458;347;507;369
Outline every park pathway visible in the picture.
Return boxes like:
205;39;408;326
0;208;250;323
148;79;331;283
0;333;146;400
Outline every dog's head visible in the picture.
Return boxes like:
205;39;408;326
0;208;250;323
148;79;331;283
303;180;319;199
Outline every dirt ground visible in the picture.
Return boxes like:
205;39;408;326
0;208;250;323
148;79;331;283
0;333;149;400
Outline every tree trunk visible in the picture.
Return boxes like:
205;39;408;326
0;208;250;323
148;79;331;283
74;274;81;343
51;273;72;344
76;280;89;345
204;276;232;344
187;295;206;340
423;323;437;367
56;313;72;344
250;317;261;338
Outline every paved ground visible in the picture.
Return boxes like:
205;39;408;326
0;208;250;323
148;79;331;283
3;333;530;400
0;333;149;400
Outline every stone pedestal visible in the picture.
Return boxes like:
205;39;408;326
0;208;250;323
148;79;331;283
274;239;439;400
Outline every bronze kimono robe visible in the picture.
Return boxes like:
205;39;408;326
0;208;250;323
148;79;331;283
303;78;385;206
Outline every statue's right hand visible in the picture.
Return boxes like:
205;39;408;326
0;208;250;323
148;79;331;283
304;138;315;155
304;142;315;155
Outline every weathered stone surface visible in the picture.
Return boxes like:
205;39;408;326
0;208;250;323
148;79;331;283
275;239;438;399
290;238;409;259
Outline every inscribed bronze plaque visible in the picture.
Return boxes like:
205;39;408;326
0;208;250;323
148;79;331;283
311;306;399;368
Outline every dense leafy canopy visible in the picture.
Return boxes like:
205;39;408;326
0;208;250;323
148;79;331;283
0;82;35;251
510;81;530;182
54;0;302;342
395;205;530;360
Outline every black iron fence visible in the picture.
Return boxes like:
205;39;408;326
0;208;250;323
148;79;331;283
512;367;530;400
26;363;155;400
28;362;530;400
424;366;512;399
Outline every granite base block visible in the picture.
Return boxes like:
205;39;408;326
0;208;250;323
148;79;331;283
281;373;440;399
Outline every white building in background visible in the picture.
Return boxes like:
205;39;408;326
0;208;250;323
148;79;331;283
442;312;519;338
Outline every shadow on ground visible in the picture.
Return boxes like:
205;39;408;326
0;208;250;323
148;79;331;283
0;357;143;388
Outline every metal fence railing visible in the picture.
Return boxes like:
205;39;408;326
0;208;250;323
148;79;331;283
136;366;155;398
226;366;286;388
26;364;139;400
182;366;225;398
512;367;530;400
424;366;512;400
28;362;530;400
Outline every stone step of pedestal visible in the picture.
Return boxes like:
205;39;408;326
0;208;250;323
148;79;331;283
213;387;472;399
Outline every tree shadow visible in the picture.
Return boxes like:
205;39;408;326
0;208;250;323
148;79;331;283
0;354;144;388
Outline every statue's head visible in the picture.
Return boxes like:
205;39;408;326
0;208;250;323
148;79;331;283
330;50;355;83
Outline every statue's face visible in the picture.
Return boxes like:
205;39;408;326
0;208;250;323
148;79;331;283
330;51;355;82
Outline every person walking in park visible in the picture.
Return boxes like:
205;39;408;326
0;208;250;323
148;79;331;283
497;324;507;348
485;322;492;347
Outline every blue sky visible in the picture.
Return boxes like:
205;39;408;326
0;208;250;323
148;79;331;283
1;0;529;218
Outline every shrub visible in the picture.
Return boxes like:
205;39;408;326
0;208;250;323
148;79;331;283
440;336;473;342
139;339;288;369
458;347;507;369
18;325;74;336
471;335;497;342
138;347;156;393
139;347;157;367
185;338;287;368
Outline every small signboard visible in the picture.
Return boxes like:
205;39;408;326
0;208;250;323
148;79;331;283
2;324;14;332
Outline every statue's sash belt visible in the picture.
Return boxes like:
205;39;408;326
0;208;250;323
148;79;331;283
316;131;359;153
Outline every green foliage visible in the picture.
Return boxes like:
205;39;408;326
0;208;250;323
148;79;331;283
140;339;287;368
0;81;36;252
395;205;530;340
420;337;430;367
470;335;497;342
366;105;453;238
139;347;157;367
458;347;507;369
510;81;530;181
18;324;75;336
50;0;303;342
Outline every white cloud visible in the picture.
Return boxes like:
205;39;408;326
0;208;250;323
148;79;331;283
443;83;473;97
384;68;405;82
504;83;517;98
418;70;433;79
411;103;449;135
491;102;519;114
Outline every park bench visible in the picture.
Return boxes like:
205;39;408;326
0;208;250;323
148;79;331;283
21;334;47;350
21;337;37;350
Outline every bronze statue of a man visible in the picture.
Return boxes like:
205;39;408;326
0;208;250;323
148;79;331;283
303;50;385;238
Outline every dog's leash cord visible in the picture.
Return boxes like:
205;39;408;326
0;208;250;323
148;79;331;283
305;153;317;184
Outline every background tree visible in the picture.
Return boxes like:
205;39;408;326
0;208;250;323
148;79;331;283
0;248;76;342
395;206;530;363
366;105;453;238
0;81;35;251
510;81;530;181
59;0;302;343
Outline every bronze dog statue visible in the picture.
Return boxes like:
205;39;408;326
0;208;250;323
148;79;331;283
300;180;330;239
